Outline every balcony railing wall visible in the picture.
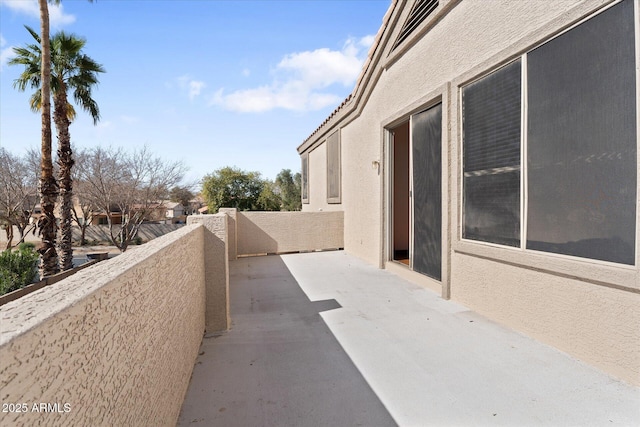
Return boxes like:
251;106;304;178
219;208;344;258
0;223;211;426
0;210;344;425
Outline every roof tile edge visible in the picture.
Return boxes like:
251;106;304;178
297;0;399;152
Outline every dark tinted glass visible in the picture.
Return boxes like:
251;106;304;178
462;59;522;246
412;104;442;280
526;0;636;264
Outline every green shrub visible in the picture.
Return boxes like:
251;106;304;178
18;242;36;252
0;246;39;296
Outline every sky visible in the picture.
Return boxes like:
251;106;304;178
0;0;391;185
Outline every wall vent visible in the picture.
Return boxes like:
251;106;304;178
392;0;439;51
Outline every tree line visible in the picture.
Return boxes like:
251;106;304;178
2;149;303;254
201;167;302;214
1;146;187;253
5;0;302;280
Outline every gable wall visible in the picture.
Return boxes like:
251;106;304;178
337;0;593;266
301;0;640;385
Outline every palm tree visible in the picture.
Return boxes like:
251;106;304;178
37;0;58;277
10;27;104;271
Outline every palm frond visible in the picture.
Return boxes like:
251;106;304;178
23;25;41;45
29;90;42;113
66;103;77;122
9;25;104;125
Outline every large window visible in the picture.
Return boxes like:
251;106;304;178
462;60;521;247
462;0;636;265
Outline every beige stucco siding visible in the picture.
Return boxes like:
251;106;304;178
381;0;582;110
333;0;607;264
301;0;639;384
304;142;343;213
341;110;385;266
451;252;640;385
305;143;326;211
0;225;206;426
236;211;344;256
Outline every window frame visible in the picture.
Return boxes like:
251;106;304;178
301;152;309;204
457;0;638;272
461;58;524;248
326;130;342;204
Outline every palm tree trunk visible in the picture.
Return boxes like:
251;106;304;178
37;0;59;277
54;86;74;271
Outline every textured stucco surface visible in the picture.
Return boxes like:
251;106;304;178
451;252;640;386
301;0;617;265
306;143;327;212
298;0;639;385
236;211;344;256
218;208;238;260
187;214;229;332
339;0;596;265
303;141;345;213
0;224;206;426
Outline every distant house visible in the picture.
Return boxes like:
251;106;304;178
90;208;123;226
299;0;638;383
186;196;206;216
164;202;186;224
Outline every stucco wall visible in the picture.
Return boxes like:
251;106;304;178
337;111;384;267
299;0;639;385
236;211;344;256
187;214;230;332
450;252;640;386
301;0;613;263
305;143;327;211
303;141;345;213
0;224;206;426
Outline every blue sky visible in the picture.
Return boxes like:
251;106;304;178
0;0;390;184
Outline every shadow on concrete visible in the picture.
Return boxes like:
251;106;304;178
178;255;397;427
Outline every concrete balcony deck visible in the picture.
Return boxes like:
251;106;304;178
178;251;640;426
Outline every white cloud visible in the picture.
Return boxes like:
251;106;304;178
120;115;140;124
177;75;206;100
96;120;112;130
189;80;206;100
242;68;250;77
211;35;374;113
0;0;75;27
211;85;342;114
359;35;375;49
0;34;15;71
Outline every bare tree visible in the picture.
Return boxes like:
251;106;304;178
0;148;40;250
70;148;97;245
78;146;186;252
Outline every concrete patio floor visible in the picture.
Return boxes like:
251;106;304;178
178;251;640;427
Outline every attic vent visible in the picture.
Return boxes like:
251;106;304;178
392;0;439;50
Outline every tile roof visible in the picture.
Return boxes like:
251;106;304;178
299;0;398;149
